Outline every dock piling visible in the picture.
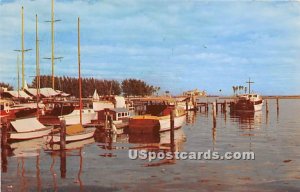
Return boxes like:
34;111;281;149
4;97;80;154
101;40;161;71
59;119;66;178
265;99;269;114
60;119;66;150
1;118;8;172
276;97;279;112
212;102;217;127
170;109;175;152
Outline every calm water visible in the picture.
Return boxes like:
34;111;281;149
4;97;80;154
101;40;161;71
1;99;300;192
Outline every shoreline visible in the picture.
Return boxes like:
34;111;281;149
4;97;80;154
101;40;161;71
213;95;300;99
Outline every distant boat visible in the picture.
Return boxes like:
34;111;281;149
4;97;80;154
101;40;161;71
44;124;96;143
230;94;263;112
9;117;53;140
128;97;186;133
230;79;263;112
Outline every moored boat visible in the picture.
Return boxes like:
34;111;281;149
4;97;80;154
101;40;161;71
230;79;263;113
128;97;186;133
59;108;97;125
9;117;53;141
230;94;263;112
44;124;96;143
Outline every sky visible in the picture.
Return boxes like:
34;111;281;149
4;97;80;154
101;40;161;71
0;0;300;95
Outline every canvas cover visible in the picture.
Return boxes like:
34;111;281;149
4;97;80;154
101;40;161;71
66;124;84;135
11;117;46;133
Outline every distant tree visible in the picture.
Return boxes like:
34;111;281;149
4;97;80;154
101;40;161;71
0;82;13;91
244;87;247;94
121;78;156;97
31;75;121;97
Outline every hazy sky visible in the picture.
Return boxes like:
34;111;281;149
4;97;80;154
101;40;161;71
1;0;300;95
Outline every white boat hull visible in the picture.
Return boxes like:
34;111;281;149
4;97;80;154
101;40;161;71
10;127;52;140
44;127;96;143
159;115;186;132
254;102;263;111
60;109;97;125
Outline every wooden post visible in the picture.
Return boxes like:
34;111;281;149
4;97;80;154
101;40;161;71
60;118;67;178
212;102;217;127
265;99;269;114
60;150;66;178
1;119;8;172
104;108;108;130
170;109;175;153
276;97;279;112
215;99;218;112
60;119;66;150
185;100;188;111
224;100;227;113
206;102;209;112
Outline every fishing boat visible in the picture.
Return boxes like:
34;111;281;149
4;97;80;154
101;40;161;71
128;97;186;133
9;117;53;140
230;78;263;112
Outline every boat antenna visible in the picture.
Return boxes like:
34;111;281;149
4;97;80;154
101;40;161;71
246;77;254;94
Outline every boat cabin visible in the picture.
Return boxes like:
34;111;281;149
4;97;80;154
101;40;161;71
98;108;130;122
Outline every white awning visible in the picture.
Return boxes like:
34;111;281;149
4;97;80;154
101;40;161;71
11;117;46;133
5;91;32;99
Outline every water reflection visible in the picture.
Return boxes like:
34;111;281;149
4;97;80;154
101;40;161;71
230;111;262;129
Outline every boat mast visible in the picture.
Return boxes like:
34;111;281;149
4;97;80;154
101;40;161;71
36;14;40;117
78;17;82;125
17;55;20;98
14;7;31;90
44;0;62;90
21;6;25;89
51;0;54;89
246;77;254;94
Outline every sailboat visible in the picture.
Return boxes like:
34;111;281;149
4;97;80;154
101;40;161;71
44;18;96;144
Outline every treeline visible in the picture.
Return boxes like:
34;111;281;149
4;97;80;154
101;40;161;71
122;78;159;97
31;75;159;97
0;82;13;91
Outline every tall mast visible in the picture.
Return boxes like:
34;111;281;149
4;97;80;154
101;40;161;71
78;17;82;125
246;77;254;94
14;7;31;90
36;14;40;117
44;0;62;90
17;55;20;97
51;0;54;89
22;6;24;89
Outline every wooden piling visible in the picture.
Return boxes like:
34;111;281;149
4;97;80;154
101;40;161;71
185;100;188;111
170;109;175;152
206;102;209;112
215;99;218;112
276;97;279;112
60;150;66;178
224;100;227;113
60;119;66;150
265;99;269;114
1;119;8;173
212;102;217;127
59;119;67;178
104;108;108;130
